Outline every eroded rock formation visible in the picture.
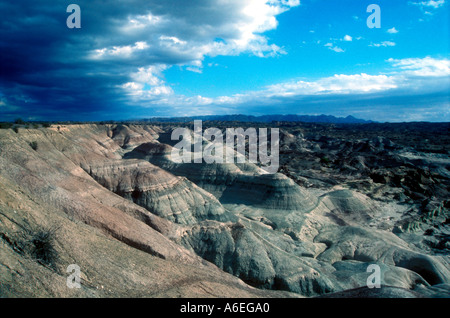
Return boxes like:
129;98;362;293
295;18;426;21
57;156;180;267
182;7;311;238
0;123;448;298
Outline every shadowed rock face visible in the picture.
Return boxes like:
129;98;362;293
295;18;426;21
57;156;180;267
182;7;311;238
315;285;425;298
0;123;449;298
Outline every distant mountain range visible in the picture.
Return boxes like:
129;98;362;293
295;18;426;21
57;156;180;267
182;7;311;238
138;114;375;124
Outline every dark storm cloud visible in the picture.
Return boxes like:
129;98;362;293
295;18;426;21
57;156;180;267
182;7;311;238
0;1;128;120
0;0;296;120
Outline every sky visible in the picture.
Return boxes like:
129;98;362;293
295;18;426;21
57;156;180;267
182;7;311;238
0;0;449;122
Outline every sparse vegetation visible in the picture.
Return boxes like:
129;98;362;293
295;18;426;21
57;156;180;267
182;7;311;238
28;228;58;267
0;122;13;129
320;156;331;165
0;121;53;131
12;222;60;269
30;141;38;151
14;118;25;125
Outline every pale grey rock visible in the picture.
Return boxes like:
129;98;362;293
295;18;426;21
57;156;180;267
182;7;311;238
83;159;235;225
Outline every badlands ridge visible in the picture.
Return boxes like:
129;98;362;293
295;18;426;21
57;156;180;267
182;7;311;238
0;123;448;297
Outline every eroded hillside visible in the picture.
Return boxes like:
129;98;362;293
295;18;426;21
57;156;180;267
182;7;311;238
0;123;449;298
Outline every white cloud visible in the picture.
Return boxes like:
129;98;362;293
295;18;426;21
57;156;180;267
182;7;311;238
259;57;449;101
130;73;399;108
186;66;203;74
122;82;144;93
203;35;286;58
343;35;352;41
411;0;445;8
370;41;396;47
159;36;187;46
258;57;448;100
387;27;399;34
410;0;446;16
265;74;398;96
325;43;345;53
322;35;354;52
121;13;163;31
330;46;345;53
91;41;149;59
100;0;299;64
99;0;301;105
388;56;450;77
121;65;174;99
116;56;449;123
132;65;168;85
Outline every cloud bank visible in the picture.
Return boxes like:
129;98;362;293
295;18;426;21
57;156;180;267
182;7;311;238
0;0;300;120
0;0;448;122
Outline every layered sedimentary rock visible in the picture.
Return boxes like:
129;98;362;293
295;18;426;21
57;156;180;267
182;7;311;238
126;140;318;212
0;125;293;297
0;123;449;298
83;159;234;224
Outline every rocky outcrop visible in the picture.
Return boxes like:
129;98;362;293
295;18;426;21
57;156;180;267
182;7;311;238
1;123;449;298
0;173;291;298
178;220;337;296
0;125;296;298
126;140;318;212
109;124;161;149
83;159;234;225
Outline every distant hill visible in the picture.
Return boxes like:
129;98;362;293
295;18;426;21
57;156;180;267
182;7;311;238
138;114;375;124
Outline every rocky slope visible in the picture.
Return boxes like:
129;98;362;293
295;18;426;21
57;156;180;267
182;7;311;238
0;125;293;297
0;123;449;298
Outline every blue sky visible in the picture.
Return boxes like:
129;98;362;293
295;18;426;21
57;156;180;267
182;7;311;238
169;0;448;93
0;0;449;122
